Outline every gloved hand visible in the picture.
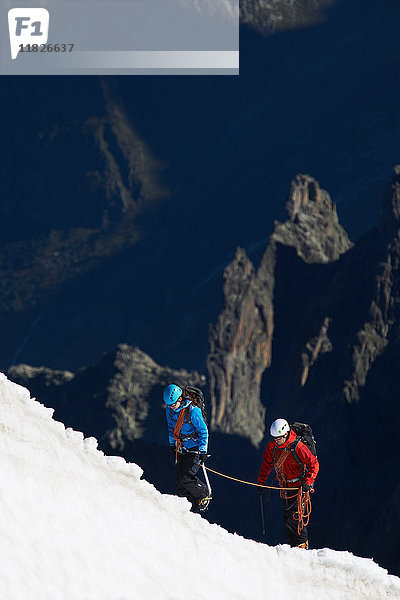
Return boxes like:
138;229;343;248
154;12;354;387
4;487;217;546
257;485;263;496
199;453;209;464
302;482;311;492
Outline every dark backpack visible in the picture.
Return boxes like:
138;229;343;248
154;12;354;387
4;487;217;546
290;422;317;457
184;386;208;425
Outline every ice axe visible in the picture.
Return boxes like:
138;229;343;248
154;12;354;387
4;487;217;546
258;487;271;536
202;463;212;498
259;491;266;535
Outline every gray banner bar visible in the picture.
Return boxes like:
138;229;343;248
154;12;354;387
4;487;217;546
1;0;239;75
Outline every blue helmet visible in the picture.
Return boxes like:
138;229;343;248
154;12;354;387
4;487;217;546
163;384;182;406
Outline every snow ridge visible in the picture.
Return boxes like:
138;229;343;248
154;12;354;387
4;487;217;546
0;373;398;600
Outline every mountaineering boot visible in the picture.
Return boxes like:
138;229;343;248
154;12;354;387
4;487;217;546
297;541;309;549
198;495;212;512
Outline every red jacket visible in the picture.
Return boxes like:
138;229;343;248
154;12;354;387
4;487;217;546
258;429;319;488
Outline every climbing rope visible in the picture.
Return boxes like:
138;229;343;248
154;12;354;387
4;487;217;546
272;450;313;532
294;488;312;535
172;408;185;463
204;465;312;532
274;449;292;493
204;465;299;491
275;448;291;472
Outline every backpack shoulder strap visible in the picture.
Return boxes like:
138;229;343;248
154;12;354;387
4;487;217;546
290;438;301;462
290;438;306;477
173;408;186;448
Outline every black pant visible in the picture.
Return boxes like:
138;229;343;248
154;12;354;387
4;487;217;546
176;451;208;513
282;495;308;546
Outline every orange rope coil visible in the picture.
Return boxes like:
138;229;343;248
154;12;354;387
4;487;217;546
294;488;312;535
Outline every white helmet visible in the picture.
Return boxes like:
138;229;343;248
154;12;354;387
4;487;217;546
270;418;290;438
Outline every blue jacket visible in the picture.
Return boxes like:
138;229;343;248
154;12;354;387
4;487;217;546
166;401;208;453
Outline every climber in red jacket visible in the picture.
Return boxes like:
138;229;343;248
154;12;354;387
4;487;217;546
257;418;319;549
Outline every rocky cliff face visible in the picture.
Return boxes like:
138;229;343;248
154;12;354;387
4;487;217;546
343;166;400;402
9;344;205;450
207;174;352;444
207;246;273;445
240;0;336;33
276;174;353;263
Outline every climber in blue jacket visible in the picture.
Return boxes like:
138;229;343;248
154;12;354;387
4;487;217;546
164;384;211;513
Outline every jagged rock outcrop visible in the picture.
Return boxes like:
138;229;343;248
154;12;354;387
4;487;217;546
207;174;349;444
275;174;353;263
7;365;74;388
382;165;400;242
300;316;332;387
104;345;205;448
240;0;336;34
8;344;205;450
343;166;400;401
207;247;273;445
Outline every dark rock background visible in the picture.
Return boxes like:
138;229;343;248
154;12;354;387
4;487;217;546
2;0;400;578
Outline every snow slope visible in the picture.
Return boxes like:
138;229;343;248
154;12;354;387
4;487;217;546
0;373;398;600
